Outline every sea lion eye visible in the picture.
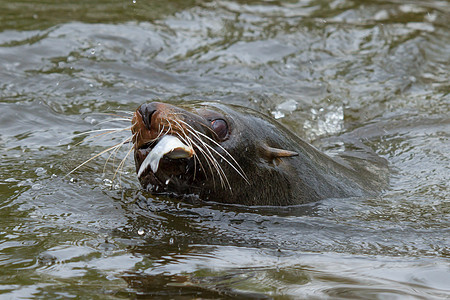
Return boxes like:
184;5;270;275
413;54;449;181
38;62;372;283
211;119;228;140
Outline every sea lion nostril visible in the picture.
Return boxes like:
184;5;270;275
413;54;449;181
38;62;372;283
139;104;157;130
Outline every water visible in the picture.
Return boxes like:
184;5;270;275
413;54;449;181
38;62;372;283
1;0;449;298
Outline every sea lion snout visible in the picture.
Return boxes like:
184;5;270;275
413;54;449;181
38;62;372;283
138;103;157;130
136;102;172;132
131;102;176;149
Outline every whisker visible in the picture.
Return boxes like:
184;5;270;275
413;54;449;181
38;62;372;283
181;124;229;190
175;126;218;188
95;118;133;126
63;110;137;186
115;110;135;116
184;135;217;186
179;120;248;185
61;127;132;142
155;124;167;141
66;141;127;176
104;135;133;174
171;120;202;181
112;139;135;186
88;112;133;119
191;133;231;190
73;127;132;147
174;121;199;180
194;130;249;184
188;122;246;178
112;135;133;166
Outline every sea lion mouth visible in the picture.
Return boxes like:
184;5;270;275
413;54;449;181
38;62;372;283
136;135;195;177
130;102;211;195
133;135;197;195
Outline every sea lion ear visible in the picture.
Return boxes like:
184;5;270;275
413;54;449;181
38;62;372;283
262;145;298;161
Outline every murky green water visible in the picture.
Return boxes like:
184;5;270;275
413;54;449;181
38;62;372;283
1;0;449;298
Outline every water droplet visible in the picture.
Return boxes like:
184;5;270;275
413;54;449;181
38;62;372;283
276;99;298;112
32;183;43;190
35;167;46;176
106;274;116;281
169;238;174;244
271;110;285;119
137;228;145;235
165;179;170;185
90;48;96;55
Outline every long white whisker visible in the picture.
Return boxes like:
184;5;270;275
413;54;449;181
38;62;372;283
61;127;132;142
115;110;134;116
73;127;132;147
104;135;133;174
180;124;229;190
172;121;199;181
113;140;135;185
66;142;126;176
171;121;202;181
173;125;218;188
184;135;218;187
155;124;167;140
194;130;249;184
191;133;231;190
179;120;248;185
89;111;133;118
95;118;133;126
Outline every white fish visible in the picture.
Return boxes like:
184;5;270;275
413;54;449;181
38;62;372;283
137;135;194;177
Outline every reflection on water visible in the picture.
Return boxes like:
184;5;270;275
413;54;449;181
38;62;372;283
0;0;449;298
124;246;450;299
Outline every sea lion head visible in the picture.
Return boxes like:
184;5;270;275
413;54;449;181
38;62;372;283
131;101;301;205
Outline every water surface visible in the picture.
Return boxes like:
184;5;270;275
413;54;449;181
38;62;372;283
0;0;449;298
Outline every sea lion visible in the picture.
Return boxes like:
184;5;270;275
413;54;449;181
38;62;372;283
131;101;385;206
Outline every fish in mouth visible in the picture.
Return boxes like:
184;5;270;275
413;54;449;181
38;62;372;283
131;101;385;206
